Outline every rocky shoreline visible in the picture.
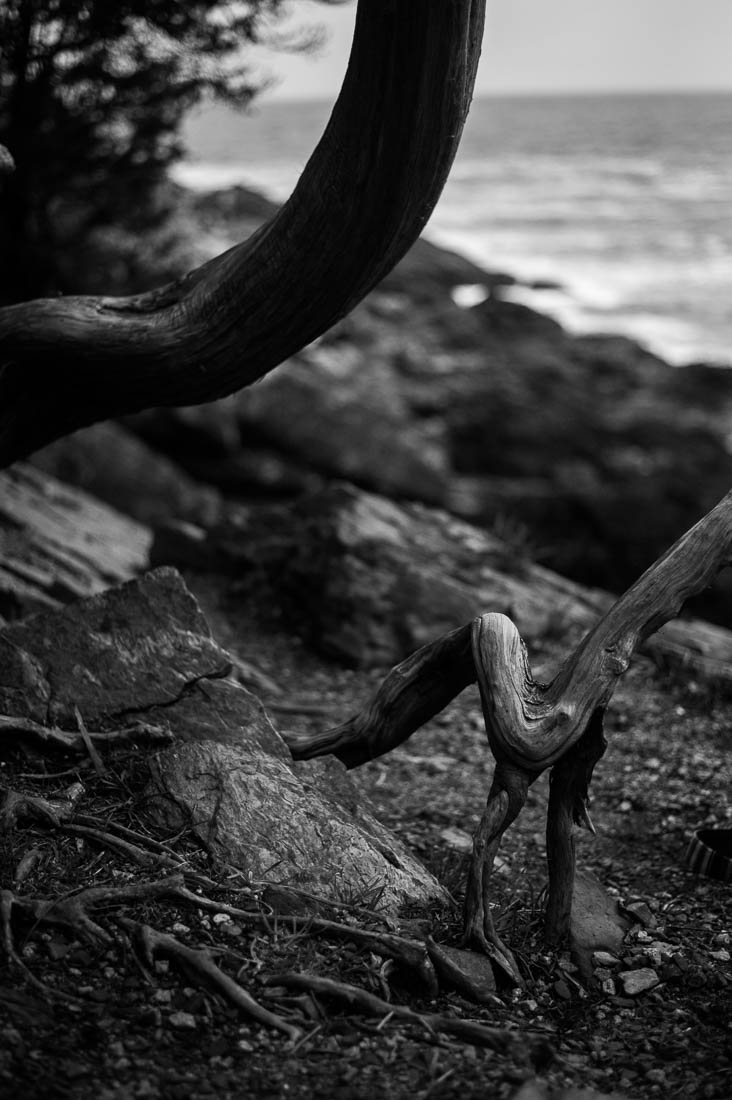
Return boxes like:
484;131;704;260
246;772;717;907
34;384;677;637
33;182;732;625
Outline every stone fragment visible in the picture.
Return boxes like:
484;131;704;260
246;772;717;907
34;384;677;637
440;826;473;852
618;968;660;996
426;942;496;1002
591;951;621;968
511;1081;629;1099
0;569;445;915
0;463;151;619
621;900;657;928
0;566;227;725
168;1011;197;1030
570;869;630;978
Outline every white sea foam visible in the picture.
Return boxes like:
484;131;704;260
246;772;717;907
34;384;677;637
179;93;732;367
173;161;298;200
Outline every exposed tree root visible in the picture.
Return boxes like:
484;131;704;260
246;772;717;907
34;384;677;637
122;920;302;1041
262;972;537;1058
0;781;85;830
0;714;172;754
0;887;89;1006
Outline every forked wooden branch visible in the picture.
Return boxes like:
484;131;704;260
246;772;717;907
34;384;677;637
285;491;732;975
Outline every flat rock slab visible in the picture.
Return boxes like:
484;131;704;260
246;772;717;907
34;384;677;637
0;463;151;620
145;686;442;913
618;967;660;996
0;567;445;914
426;942;497;1002
0;567;227;725
570;868;629;978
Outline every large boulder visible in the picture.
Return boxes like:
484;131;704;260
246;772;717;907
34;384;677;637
152;482;732;685
0;567;445;914
31;421;222;528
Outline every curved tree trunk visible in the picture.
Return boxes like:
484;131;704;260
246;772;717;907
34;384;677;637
0;0;485;467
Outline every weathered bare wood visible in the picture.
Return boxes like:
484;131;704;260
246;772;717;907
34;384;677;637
0;1;485;465
461;762;529;983
219;483;732;685
287;492;732;771
544;710;606;946
284;623;475;767
290;491;732;966
474;489;732;771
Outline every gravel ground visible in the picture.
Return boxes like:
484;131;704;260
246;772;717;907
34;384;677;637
1;580;730;1100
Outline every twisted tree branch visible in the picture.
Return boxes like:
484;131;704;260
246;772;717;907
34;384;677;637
0;0;485;465
287;491;732;963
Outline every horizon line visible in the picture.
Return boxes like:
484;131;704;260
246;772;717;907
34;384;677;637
263;85;732;105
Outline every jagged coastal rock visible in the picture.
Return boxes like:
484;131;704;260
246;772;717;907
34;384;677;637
0;566;445;913
99;183;732;626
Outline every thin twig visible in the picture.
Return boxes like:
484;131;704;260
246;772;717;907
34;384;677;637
74;706;106;776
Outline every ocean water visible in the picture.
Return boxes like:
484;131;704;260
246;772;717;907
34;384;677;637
179;93;732;367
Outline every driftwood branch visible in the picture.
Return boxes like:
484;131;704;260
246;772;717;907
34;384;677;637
0;0;485;465
287;491;732;967
284;622;476;767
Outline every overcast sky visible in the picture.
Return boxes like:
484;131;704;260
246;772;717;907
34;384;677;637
262;0;732;101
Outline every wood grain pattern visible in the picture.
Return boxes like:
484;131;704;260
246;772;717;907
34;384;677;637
290;491;732;962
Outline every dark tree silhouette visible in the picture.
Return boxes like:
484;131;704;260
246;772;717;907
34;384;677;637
0;1;485;467
0;0;342;302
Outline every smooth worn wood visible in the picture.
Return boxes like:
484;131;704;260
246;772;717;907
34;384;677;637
461;762;529;983
291;491;732;969
0;0;485;466
544;709;607;946
283;622;475;767
473;490;732;771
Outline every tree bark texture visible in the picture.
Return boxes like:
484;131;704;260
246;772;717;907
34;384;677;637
0;0;485;466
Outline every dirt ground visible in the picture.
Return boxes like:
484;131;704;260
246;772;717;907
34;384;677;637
1;576;730;1100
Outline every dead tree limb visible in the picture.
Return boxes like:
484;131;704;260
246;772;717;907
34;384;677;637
287;491;732;968
284;622;476;767
0;0;485;465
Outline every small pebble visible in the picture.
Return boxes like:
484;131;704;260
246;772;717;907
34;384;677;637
619;968;659;996
169;1011;197;1030
592;951;620;968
